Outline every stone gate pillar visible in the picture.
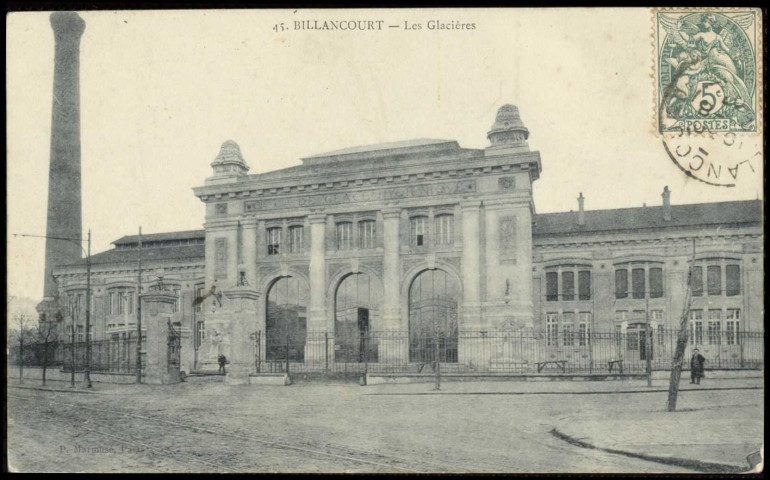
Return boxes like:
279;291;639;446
222;287;260;385
140;291;179;385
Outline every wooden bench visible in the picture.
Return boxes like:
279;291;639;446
607;360;624;373
536;360;566;373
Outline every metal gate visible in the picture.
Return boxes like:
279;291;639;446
167;320;181;375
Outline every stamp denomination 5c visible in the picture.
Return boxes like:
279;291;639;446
655;9;761;134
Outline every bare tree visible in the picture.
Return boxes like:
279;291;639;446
666;239;697;411
12;312;33;384
33;317;61;385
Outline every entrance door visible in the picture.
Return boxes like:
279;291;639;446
627;323;653;361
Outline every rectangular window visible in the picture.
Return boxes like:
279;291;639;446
615;269;628;299
289;226;304;253
707;265;721;296
632;268;645;299
726;265;740;296
562;272;575;301
194;286;205;313
657;325;665;346
649;267;663;298
651;310;664;322
578;271;591;301
726;310;740;345
627;331;639;350
358;220;376;249
128;292;135;315
434;215;454;245
172;288;181;313
118;293;125;315
108;292;116;315
578;312;591;346
410;217;427;247
708;320;721;345
546;272;558;302
546;313;559;347
196;321;205;348
562;312;575;346
336;222;353;250
614;310;627;323
691;266;703;296
689;310;703;344
267;228;281;255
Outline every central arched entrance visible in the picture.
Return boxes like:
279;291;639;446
408;269;459;363
334;272;382;362
266;276;309;362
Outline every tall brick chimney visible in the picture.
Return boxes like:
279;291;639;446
577;192;585;226
41;12;86;300
662;186;671;221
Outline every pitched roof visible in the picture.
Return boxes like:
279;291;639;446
112;229;205;245
304;138;457;159
58;244;205;268
533;200;762;236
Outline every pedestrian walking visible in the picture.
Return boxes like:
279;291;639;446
690;348;706;384
218;354;227;375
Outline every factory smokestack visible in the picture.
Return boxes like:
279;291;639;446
41;12;86;301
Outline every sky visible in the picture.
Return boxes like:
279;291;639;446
6;8;763;303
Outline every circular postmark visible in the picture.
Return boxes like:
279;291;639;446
662;131;760;187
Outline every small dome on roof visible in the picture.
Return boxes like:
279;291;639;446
211;140;249;176
487;104;529;148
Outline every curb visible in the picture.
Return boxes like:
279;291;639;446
549;427;748;473
8;384;103;395
363;386;763;396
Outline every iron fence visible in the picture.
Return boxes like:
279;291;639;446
252;328;764;375
10;338;141;374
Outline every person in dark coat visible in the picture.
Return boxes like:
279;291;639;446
690;348;706;384
218;354;227;375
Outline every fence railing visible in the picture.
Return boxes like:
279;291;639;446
252;329;764;375
9;338;140;374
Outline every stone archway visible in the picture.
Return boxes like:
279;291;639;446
408;269;459;363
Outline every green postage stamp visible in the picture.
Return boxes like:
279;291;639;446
655;9;761;134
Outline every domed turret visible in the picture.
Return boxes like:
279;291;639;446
211;140;249;177
487;104;529;149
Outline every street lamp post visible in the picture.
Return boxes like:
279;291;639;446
15;230;92;388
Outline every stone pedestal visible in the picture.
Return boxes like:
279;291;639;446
198;287;260;383
141;291;180;385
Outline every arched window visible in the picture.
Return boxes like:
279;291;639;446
334;273;382;362
408;269;459;362
265;276;309;361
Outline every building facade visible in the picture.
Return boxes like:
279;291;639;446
52;105;764;375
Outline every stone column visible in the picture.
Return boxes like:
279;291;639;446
140;291;179;384
380;207;407;364
460;201;482;327
222;288;260;384
242;221;258;288
459;201;483;368
306;213;327;366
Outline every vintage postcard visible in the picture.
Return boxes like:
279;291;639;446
6;8;764;473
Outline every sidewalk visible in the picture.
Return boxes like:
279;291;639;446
552;387;764;472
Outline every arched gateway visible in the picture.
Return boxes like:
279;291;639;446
408;269;459;363
265;276;309;361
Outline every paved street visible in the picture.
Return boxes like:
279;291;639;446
6;378;763;473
